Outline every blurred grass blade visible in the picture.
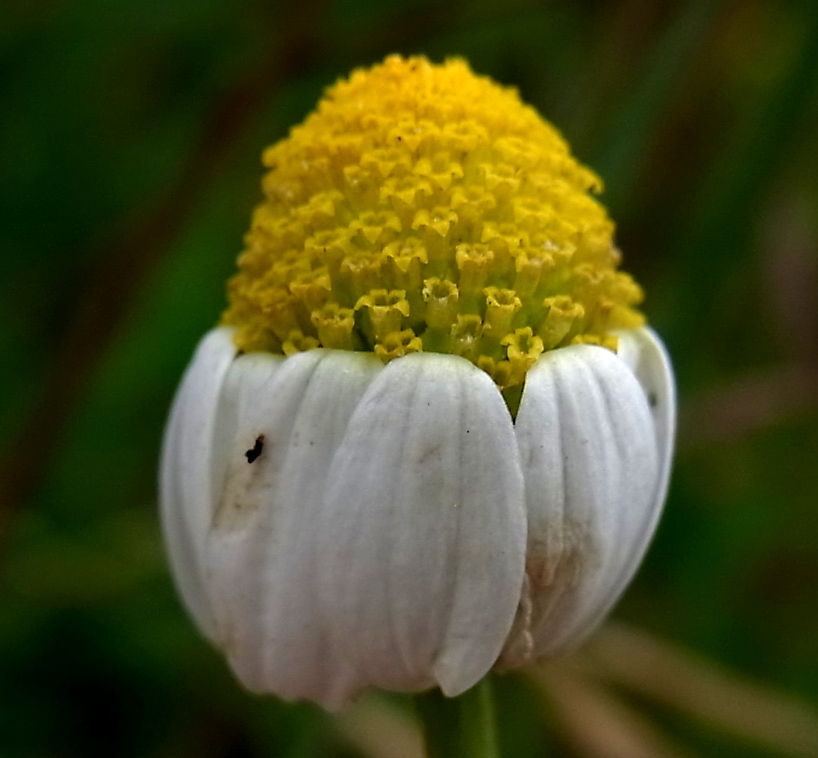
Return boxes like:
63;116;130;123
336;696;424;758
666;3;818;342
592;0;717;213
530;662;691;758
585;622;818;757
678;362;818;447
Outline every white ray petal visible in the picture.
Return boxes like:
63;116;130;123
317;352;527;705
615;326;677;519
159;327;238;639
510;339;665;661
204;349;382;706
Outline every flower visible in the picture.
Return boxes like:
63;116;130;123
160;55;675;709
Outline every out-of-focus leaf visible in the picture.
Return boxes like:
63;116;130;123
531;662;691;758
583;622;818;758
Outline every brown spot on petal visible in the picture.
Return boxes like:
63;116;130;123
496;520;595;670
213;436;272;530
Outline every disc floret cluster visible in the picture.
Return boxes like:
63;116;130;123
223;55;644;389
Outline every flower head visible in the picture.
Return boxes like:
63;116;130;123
160;55;675;709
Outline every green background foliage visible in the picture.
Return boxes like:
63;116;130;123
2;1;817;755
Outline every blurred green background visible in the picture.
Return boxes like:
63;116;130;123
2;0;818;756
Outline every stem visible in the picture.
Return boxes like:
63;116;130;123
461;678;499;758
414;678;500;758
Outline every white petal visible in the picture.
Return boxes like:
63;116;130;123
204;349;382;706
614;326;676;517
159;327;238;639
317;353;527;704
509;336;669;661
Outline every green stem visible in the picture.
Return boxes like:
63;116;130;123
414;678;500;758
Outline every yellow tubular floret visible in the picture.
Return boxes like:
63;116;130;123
222;55;645;388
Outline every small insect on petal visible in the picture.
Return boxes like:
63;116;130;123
244;435;265;463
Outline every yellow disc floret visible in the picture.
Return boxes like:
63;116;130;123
222;55;644;388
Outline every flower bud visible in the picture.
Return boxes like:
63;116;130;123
160;56;676;709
